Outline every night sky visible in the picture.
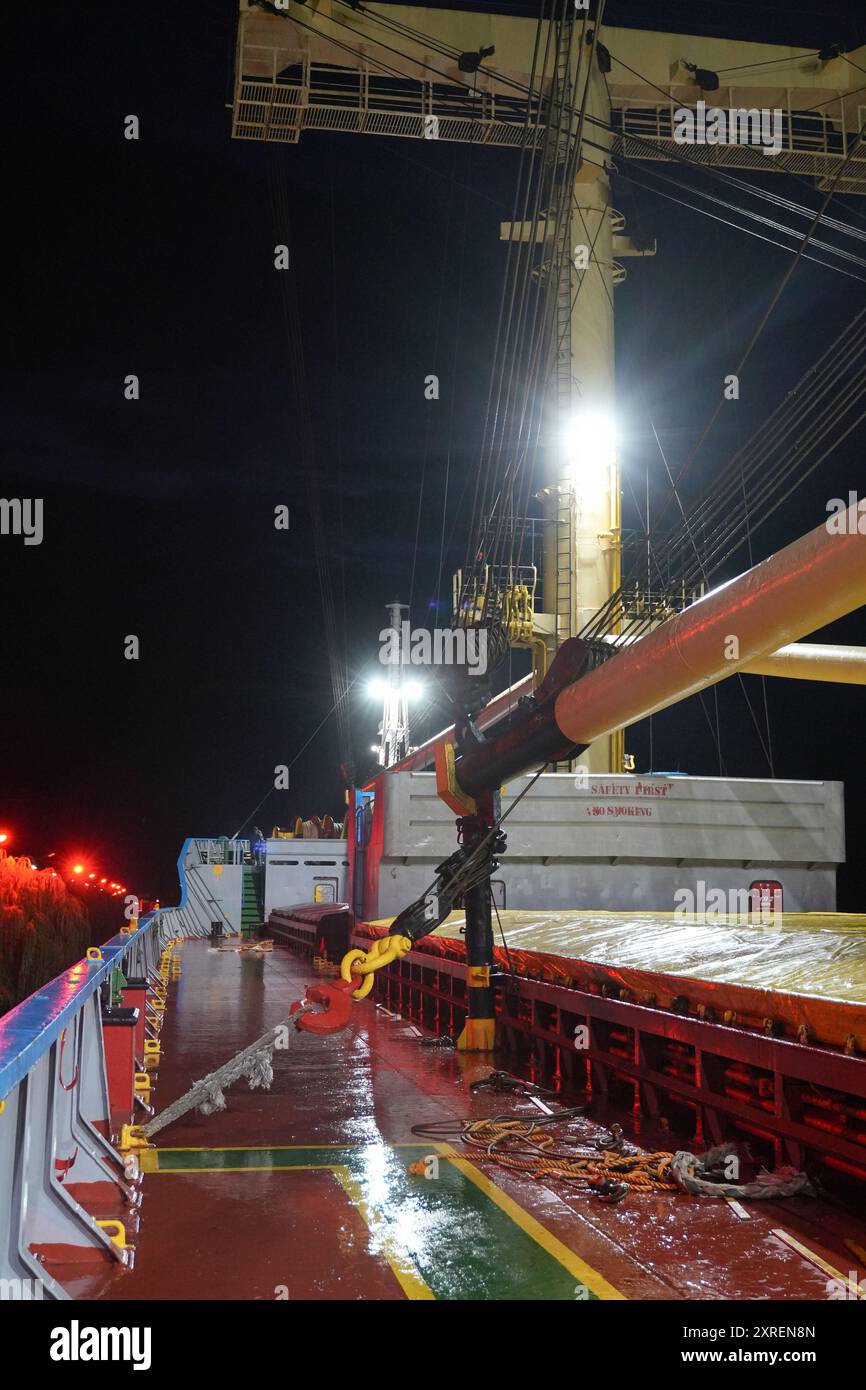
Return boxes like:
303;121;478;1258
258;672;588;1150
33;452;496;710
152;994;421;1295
3;1;866;905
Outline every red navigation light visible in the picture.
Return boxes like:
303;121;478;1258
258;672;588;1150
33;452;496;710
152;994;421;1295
0;831;10;844
73;864;84;875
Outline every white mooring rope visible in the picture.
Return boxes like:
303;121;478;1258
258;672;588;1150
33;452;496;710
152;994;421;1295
141;1007;311;1139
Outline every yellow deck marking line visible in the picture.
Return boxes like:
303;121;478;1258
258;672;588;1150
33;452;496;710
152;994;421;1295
141;1142;451;1171
771;1228;865;1296
726;1198;751;1221
147;1142;453;1152
333;1167;435;1301
140;1155;337;1173
433;1142;626;1301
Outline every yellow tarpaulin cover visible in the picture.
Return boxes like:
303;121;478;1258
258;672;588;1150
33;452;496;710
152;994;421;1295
428;909;866;1003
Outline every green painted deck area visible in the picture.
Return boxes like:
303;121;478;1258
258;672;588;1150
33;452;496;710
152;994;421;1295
144;1143;599;1300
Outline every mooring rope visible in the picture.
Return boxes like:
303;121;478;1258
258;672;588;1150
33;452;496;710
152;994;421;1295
141;1008;311;1139
449;1116;814;1202
461;1116;678;1194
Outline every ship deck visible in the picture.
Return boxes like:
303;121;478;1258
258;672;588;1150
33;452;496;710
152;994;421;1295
63;939;866;1301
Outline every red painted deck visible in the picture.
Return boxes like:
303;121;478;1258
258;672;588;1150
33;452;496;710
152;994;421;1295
59;941;866;1301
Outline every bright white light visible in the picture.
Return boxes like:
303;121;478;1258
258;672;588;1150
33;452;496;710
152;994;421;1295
367;675;424;702
370;744;379;754
562;409;617;498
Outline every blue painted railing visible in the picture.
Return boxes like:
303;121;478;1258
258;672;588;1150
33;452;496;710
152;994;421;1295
0;912;162;1103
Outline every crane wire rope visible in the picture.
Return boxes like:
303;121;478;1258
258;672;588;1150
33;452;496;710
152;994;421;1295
267;160;352;772
578;121;866;647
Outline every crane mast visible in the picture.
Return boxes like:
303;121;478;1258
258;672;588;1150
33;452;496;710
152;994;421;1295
230;2;866;1045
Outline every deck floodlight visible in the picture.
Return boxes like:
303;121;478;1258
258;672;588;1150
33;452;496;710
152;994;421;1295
563;409;617;499
684;61;720;91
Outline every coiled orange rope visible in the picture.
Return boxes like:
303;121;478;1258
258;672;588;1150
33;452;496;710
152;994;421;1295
461;1116;678;1193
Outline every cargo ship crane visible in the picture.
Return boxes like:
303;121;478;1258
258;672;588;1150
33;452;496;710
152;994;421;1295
9;2;866;1314
232;0;866;775
339;505;866;1044
230;4;866;1045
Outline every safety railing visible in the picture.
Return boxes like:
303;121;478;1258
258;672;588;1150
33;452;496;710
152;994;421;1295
192;838;251;866
610;94;866;194
233;47;546;148
231;45;866;195
0;910;181;1300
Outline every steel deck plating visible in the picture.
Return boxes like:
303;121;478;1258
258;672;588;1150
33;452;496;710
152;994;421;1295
53;940;866;1301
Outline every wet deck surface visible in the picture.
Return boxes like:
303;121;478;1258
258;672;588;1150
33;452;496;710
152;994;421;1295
66;941;866;1301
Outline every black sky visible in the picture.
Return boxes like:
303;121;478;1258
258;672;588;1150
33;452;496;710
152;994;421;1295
3;1;866;903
